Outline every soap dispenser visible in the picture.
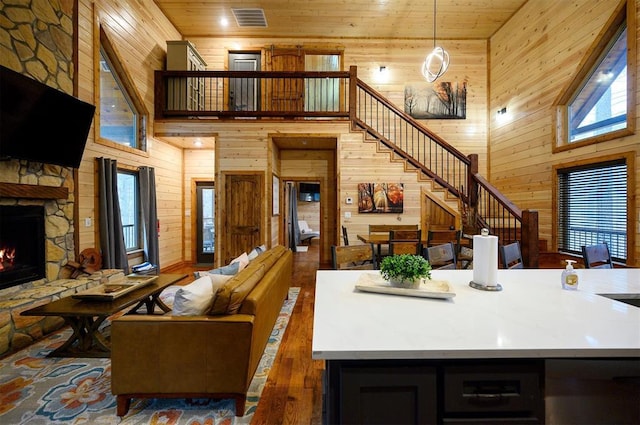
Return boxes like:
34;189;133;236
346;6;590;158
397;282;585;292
561;260;578;290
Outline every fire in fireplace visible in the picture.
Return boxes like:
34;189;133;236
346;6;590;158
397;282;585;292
0;205;46;290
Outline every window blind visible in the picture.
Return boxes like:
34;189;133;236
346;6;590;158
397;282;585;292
558;160;627;262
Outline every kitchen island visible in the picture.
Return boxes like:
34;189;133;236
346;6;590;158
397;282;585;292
312;268;640;424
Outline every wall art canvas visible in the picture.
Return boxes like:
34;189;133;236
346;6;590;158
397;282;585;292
404;81;467;119
358;183;404;213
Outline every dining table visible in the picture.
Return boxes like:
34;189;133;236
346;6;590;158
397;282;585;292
357;232;472;267
357;233;428;261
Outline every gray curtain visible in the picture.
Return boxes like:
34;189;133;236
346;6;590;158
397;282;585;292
97;157;129;273
139;166;159;268
288;182;300;251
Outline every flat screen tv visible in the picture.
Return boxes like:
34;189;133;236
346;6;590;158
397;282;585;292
299;182;320;202
0;65;95;168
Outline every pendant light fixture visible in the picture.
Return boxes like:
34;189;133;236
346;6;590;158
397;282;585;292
421;0;449;82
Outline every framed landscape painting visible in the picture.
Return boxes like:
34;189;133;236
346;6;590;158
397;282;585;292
358;183;404;213
404;81;467;119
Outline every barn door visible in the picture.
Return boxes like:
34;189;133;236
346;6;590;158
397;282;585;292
223;173;263;264
266;47;304;112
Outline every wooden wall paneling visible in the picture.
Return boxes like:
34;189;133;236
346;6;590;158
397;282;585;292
76;0;185;269
190;36;489;175
490;0;639;265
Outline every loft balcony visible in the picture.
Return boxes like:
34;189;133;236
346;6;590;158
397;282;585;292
154;69;353;120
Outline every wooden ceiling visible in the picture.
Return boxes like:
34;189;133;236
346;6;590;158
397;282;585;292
153;0;528;40
153;0;528;150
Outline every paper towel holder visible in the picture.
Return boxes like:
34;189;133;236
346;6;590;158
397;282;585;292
468;228;503;291
469;281;503;291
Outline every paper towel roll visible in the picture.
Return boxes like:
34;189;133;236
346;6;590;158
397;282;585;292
472;234;498;286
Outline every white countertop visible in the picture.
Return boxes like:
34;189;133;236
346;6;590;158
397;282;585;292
312;268;640;360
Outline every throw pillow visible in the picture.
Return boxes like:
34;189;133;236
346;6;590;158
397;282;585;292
172;275;216;316
230;252;250;271
194;262;240;279
209;263;266;315
248;244;269;261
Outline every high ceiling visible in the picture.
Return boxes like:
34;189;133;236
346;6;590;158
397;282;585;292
153;0;529;150
154;0;528;40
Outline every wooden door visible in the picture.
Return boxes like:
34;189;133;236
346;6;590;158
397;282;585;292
223;173;263;264
228;52;261;111
266;47;304;112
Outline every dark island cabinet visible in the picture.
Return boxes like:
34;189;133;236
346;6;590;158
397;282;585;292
323;359;544;425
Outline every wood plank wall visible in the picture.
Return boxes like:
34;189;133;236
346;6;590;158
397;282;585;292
187;37;489;263
192;37;489;174
71;0;638;268
76;0;186;268
490;0;640;266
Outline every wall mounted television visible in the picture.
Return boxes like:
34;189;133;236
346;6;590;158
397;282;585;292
299;182;320;202
0;65;96;169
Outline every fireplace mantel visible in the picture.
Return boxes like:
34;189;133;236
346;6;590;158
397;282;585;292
0;182;69;199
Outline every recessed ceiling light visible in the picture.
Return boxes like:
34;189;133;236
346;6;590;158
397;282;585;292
194;139;203;147
220;17;229;27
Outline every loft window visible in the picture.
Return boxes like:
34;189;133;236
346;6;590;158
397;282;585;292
557;160;627;262
117;170;142;252
97;28;147;151
304;53;341;112
553;1;635;150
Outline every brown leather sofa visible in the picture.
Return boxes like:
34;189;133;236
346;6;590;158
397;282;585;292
110;245;293;417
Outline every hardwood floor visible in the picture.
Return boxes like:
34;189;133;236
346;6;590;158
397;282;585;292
171;242;567;425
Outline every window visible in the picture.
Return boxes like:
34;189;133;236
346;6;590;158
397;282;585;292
117;170;142;251
557;161;627;262
97;28;147;151
304;53;341;112
99;49;139;148
568;27;627;142
553;2;635;150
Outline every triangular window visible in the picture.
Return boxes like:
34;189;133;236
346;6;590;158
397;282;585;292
554;1;635;151
97;28;147;151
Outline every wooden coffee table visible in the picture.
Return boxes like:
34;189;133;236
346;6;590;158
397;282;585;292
21;273;187;358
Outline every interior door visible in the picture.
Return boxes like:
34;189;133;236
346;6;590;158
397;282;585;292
267;48;304;112
224;173;263;264
228;52;261;111
195;181;214;264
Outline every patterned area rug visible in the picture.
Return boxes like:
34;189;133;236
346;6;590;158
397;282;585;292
0;287;299;425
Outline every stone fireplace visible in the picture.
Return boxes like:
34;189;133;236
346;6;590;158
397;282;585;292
0;205;46;290
0;161;75;287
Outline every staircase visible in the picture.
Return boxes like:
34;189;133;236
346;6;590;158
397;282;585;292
154;65;540;266
351;72;539;267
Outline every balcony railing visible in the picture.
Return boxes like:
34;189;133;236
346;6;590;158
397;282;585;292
155;66;539;266
155;70;351;119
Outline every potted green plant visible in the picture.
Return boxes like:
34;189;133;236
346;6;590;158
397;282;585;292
380;254;432;288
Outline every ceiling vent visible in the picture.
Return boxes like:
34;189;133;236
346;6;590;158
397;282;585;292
231;8;268;27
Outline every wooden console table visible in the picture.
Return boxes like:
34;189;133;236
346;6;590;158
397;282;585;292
22;273;186;358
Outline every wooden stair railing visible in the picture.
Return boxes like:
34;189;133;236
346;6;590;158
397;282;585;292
350;68;539;267
155;66;539;266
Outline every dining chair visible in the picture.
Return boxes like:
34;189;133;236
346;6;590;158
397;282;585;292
581;242;613;269
499;241;524;269
331;244;377;270
427;229;461;247
427;229;473;269
341;225;349;245
388;230;421;255
423;242;457;269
